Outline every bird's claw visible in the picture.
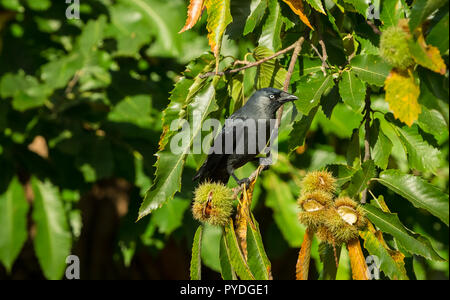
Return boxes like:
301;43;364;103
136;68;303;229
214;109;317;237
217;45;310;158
260;164;270;172
237;178;251;189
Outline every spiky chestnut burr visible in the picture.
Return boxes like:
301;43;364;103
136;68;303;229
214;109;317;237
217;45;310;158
192;182;234;226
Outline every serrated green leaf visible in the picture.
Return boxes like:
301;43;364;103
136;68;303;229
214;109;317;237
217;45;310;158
318;242;341;280
32;178;72;280
351;55;391;86
339;69;366;112
246;217;271;280
427;12;449;54
342;0;369;16
346;128;361;167
327;164;358;187
205;0;232;58
316;103;364;139
223;220;255;279
360;230;409;280
347;159;376;198
409;0;448;31
0;177;29;273
417;106;448;144
375;169;449;226
370;118;393;169
380;0;404;28
138;79;219;220
243;0;268;35
362;204;444;261
219;233;236;280
288;105;318;152
253;46;288;89
305;0;326;14
200;224;222;272
389;118;441;174
355;36;380;56
294;73;334;115
190;225;203;280
259;0;283;51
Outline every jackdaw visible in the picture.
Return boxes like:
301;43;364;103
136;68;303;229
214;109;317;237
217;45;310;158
193;87;298;185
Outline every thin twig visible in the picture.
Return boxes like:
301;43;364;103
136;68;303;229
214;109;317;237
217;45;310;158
361;87;372;204
367;20;381;35
65;70;82;95
199;41;301;78
311;40;328;76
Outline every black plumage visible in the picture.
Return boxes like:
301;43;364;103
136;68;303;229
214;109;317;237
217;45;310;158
193;88;298;185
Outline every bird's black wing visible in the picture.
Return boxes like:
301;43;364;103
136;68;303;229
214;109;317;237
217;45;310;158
193;114;249;184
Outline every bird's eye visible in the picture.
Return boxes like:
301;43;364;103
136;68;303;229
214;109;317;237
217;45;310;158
269;94;275;100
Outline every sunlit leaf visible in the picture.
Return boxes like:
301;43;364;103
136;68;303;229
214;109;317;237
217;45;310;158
253;46;287;89
362;204;444;261
339;69;366;112
408;33;447;75
384;69;421;127
190;225;203;280
376;169;449;226
351;55;391;86
205;0;233;67
32;178;72;280
259;0;283;51
179;0;205;33
223;219;255;279
281;0;314;30
360;230;409;280
294;73;334;115
386;115;441;174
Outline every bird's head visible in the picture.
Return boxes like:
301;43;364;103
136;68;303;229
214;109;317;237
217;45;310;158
248;87;298;112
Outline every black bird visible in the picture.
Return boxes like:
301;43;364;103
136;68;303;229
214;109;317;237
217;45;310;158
193;87;298;185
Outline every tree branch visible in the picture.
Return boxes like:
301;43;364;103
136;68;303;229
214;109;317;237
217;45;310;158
311;40;328;76
199;40;302;78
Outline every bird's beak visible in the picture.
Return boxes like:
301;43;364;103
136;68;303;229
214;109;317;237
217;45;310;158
278;91;298;103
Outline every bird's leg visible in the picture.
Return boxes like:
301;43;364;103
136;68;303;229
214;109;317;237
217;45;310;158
231;172;251;188
259;150;271;172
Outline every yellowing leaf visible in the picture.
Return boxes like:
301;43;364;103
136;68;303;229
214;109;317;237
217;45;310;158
419;42;447;75
409;30;447;75
384;70;421;127
282;0;314;30
205;0;232;72
179;0;205;33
